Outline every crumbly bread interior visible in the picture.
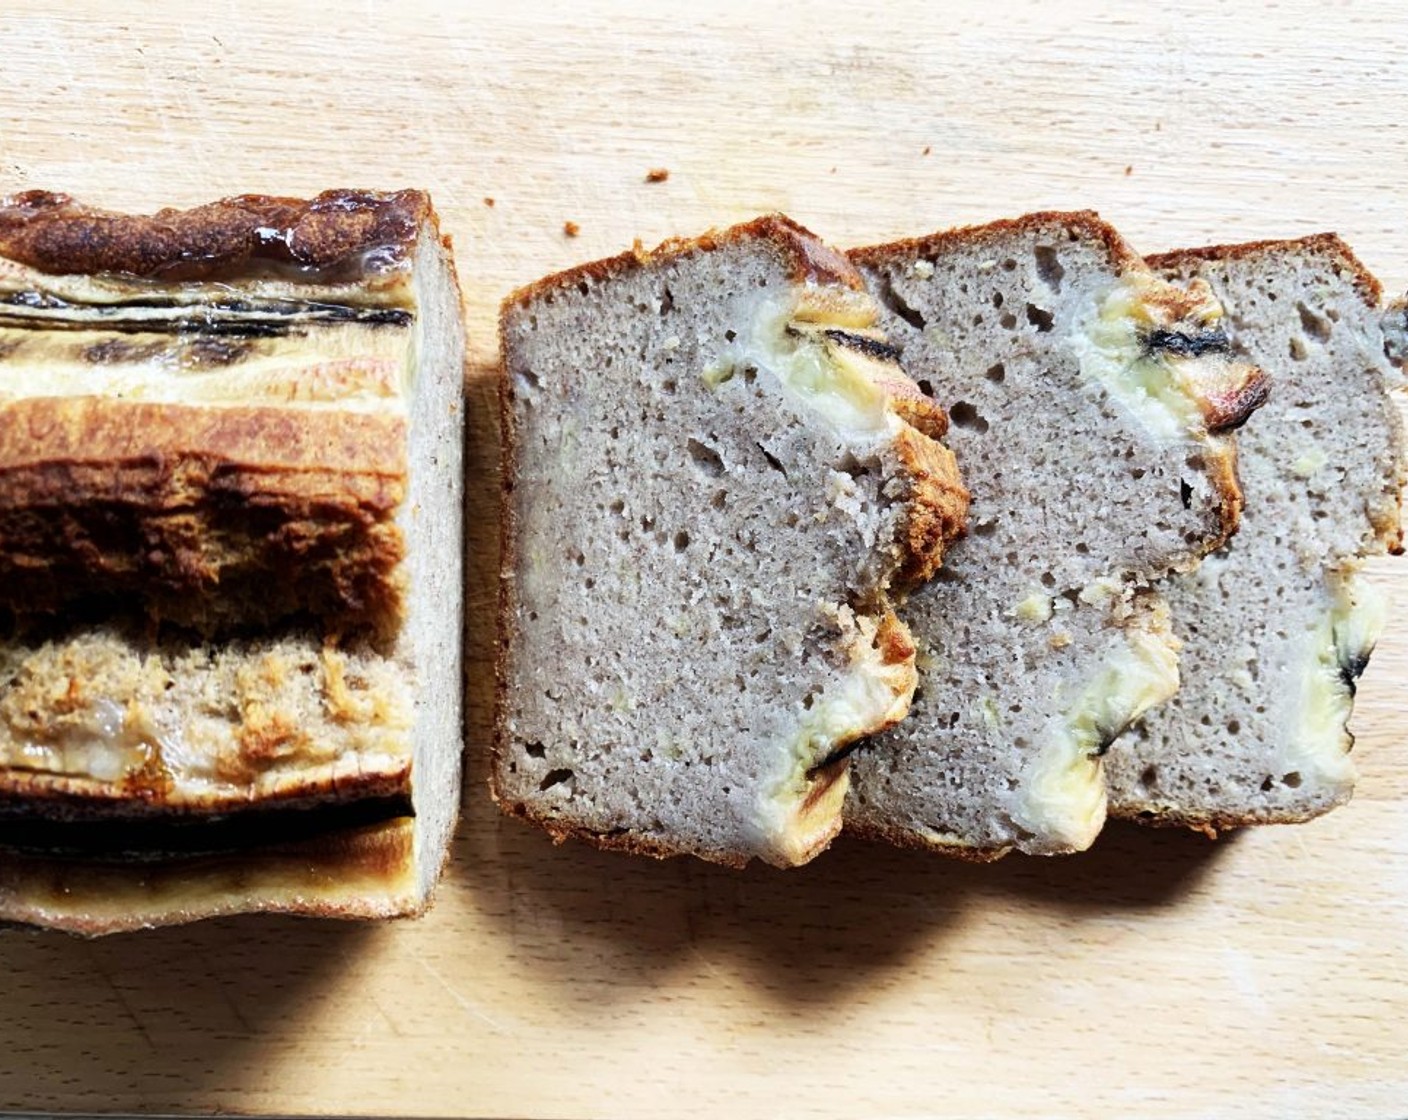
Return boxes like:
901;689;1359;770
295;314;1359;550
1107;238;1405;827
0;217;464;932
498;220;965;868
0;626;412;815
846;213;1264;855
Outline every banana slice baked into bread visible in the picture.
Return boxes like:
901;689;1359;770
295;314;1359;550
0;189;465;933
846;212;1267;857
1106;236;1405;829
496;216;968;868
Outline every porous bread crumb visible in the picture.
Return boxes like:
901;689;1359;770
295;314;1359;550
1107;237;1406;827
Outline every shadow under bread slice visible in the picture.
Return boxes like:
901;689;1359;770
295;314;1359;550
496;215;968;868
0;189;465;933
845;211;1267;857
1106;237;1406;830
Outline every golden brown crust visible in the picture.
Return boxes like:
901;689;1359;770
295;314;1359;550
0;398;407;634
849;210;1145;274
1148;232;1384;307
843;816;1012;862
890;426;969;590
491;799;753;870
0;816;418;935
0;189;430;283
1107;797;1350;835
501;213;865;313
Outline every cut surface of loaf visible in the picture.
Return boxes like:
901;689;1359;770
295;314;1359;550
846;212;1267;857
0;190;465;933
1106;237;1405;829
497;216;968;868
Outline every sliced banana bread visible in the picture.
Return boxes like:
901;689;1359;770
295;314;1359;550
1106;236;1405;829
496;216;968;868
0;189;465;933
846;212;1267;857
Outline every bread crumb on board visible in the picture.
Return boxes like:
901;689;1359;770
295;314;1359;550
645;168;669;183
483;197;495;207
563;221;580;237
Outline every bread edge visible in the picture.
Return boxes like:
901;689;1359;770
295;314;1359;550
0;188;432;281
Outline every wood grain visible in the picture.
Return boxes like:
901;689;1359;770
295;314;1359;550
2;2;1407;1117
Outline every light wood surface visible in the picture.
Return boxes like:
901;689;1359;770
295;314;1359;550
2;3;1407;1117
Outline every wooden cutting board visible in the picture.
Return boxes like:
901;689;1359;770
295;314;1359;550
2;3;1406;1116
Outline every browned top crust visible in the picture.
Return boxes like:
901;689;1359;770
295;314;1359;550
0;398;408;634
502;213;865;312
849;210;1144;274
0;189;431;283
1148;233;1383;307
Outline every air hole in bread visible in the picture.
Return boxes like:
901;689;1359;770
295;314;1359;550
972;518;997;537
1074;541;1089;554
838;453;875;480
873;273;928;331
1139;765;1158;790
538;768;575;792
1225;718;1240;734
1039;571;1055;588
659;287;675;316
1289;335;1308;361
709;489;727;510
1025;303;1055;333
687;438;725;477
1001;258;1017;272
999;311;1017;330
673;531;690;553
525;741;547;759
949;401;989;433
724;328;736;342
991;290;1004;308
1034;245;1065;292
984;362;1005;383
1282;771;1302;789
1180;480;1193;509
757;443;788;478
1296;301;1331;342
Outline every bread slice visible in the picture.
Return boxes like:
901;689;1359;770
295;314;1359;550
845;212;1267;857
0;189;465;933
496;216;968;868
1106;236;1405;829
